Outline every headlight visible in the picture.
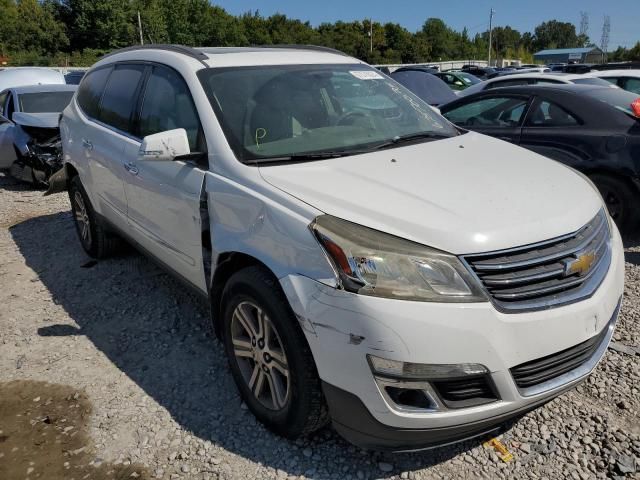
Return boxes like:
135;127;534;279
311;215;486;302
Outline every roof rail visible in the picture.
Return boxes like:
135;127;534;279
100;44;209;64
254;44;350;57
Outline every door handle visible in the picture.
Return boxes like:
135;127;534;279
124;162;139;175
82;139;93;151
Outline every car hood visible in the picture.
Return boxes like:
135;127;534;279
12;112;59;129
259;132;603;254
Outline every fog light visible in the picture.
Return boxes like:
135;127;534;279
367;355;488;380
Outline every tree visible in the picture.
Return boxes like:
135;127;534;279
532;20;580;51
421;18;452;60
59;0;134;50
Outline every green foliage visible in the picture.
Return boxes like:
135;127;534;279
0;1;636;67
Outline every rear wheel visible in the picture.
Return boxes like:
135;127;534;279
68;176;121;258
221;266;329;438
590;174;638;233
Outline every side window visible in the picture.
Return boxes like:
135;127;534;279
622;77;640;94
6;93;15;120
138;66;203;151
77;67;112;119
0;91;7;117
486;79;530;89
603;77;620;86
526;100;580;127
533;79;562;85
443;96;529;127
98;64;145;134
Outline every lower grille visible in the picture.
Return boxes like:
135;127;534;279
510;326;608;389
462;209;611;312
432;375;497;409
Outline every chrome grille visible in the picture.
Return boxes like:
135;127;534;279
462;210;611;312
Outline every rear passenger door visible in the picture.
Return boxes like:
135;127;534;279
122;64;208;292
441;94;530;144
79;64;145;230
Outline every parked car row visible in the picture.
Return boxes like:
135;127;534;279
36;44;624;453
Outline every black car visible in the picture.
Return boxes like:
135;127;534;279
440;84;640;231
461;66;497;80
389;68;457;106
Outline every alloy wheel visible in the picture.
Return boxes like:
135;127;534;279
74;191;91;246
230;301;291;411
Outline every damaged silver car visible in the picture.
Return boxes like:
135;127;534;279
0;84;77;186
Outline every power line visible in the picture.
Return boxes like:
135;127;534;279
579;11;589;38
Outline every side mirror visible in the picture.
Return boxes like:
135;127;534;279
138;128;190;161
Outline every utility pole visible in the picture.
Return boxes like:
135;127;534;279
600;15;610;63
369;18;373;53
488;8;495;66
137;11;144;46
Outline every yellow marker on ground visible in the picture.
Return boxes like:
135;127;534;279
483;438;514;463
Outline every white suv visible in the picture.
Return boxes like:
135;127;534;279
55;45;624;451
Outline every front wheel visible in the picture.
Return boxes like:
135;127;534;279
221;266;329;438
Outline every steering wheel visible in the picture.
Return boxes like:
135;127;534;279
336;111;368;126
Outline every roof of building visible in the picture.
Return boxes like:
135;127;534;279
534;47;601;56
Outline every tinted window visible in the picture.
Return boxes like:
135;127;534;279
0;91;7;116
18;91;75;113
443;96;528;127
139;66;202;150
584;87;639;117
487;79;530;89
572;77;614;87
526;101;580;127
77;67;111;119
622;77;640;94
98;65;145;133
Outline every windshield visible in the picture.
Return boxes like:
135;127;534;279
197;64;458;162
18;91;74;113
459;73;481;85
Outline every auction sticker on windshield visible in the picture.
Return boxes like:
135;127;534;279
350;70;384;80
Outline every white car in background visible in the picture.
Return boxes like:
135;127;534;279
54;45;624;451
0;67;65;92
0;84;76;184
456;73;616;98
585;69;640;94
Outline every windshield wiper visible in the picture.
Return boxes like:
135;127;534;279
372;132;453;150
246;149;373;165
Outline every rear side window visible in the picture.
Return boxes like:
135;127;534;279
583;87;640;117
443;96;528;127
487;79;530;89
98;65;145;134
622;78;640;94
77;67;111;119
138;66;202;150
526;100;580;127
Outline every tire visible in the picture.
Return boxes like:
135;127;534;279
68;175;121;258
221;265;329;438
590;174;638;234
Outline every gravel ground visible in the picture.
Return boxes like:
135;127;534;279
0;171;638;480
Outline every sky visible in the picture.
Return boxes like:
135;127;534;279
213;0;639;49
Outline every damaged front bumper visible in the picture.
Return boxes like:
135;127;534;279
278;226;624;450
9;120;64;188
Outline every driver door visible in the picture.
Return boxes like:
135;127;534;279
441;94;532;144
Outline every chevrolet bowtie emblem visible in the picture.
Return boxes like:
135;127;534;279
563;251;597;277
